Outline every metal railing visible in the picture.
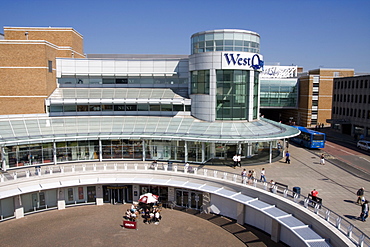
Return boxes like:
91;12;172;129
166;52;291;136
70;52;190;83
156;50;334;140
0;162;369;246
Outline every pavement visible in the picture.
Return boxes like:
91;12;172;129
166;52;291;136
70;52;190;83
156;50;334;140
201;127;370;238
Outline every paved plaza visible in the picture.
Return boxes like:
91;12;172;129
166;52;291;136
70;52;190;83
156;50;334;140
0;204;286;247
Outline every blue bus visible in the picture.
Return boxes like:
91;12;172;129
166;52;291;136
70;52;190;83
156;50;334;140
290;126;326;148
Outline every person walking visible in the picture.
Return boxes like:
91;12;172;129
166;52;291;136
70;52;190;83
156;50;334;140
360;200;369;222
260;168;266;182
285;151;291;164
237;154;242;167
241;169;247;184
357;187;365;205
232;154;238;169
319;154;325;165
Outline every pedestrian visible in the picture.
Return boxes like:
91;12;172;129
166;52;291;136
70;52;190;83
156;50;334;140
237;154;241;167
260;168;266;182
320;154;325;165
251;169;256;180
241;169;247;184
232;154;238;169
360;200;369;222
357;187;365;205
285;151;290;164
269;180;275;192
310;189;319;203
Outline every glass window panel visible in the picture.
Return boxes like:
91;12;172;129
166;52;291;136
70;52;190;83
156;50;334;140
50;105;63;112
205;33;214;41
198;35;205;41
215;40;223;46
206;41;213;47
102;105;113;111
161;104;172;111
138;104;149;111
150;105;160;111
214;33;223;40
224;33;234;39
89;105;101;111
64;105;76;112
173;105;183;111
225;40;233;46
235;40;243;46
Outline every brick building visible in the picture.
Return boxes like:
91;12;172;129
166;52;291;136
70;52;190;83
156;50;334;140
0;27;84;115
282;68;354;127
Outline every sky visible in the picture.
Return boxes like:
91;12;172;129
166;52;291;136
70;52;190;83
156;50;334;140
1;0;370;73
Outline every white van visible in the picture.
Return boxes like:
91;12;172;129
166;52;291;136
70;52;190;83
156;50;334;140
357;140;370;151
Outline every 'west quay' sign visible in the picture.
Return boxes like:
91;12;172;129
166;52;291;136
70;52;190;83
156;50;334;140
221;52;264;71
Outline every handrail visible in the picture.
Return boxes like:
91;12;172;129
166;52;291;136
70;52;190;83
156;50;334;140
0;162;368;246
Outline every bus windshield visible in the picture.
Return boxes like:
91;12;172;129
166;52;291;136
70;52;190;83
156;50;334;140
313;134;325;141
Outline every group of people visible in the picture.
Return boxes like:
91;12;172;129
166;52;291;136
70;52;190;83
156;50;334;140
357;187;369;222
241;168;266;184
124;203;162;225
232;154;242;168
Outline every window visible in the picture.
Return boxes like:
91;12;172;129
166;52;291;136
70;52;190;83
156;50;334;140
191;70;210;94
48;60;53;73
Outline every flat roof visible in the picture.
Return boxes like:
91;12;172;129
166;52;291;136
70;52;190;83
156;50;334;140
0;115;299;146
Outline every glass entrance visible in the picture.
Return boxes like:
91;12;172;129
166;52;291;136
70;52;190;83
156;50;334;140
103;185;132;204
175;189;203;209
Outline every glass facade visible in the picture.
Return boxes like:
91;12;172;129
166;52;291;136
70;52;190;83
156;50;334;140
58;75;188;86
260;79;298;108
216;70;250;120
191;30;260;54
49;103;190;115
191;70;210;94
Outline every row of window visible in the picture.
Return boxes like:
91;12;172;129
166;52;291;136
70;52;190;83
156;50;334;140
334;79;369;89
333;94;370;104
333;107;370;119
49;104;190;113
58;76;188;85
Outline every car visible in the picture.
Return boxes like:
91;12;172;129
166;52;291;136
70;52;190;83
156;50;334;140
357;140;370;151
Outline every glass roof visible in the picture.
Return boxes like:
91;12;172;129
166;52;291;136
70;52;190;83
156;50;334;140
0;115;299;145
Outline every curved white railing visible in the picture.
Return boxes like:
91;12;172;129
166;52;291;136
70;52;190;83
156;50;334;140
0;162;366;246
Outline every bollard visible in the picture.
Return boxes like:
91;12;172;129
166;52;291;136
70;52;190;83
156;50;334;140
233;174;237;182
144;164;148;170
272;185;277;194
104;163;107;170
13;172;17;180
193;167;197;175
325;210;330;221
253;179;257;187
114;163;117;171
26;170;30;178
347;224;353;238
72;165;75;172
134;163;138;170
83;164;86;172
213;170;218;178
93;163;96;171
263;182;268;191
314;203;320;214
184;167;188;173
304;198;309;208
38;168;41;176
336;217;341;228
0;174;4;182
49;167;53;175
203;168;208;176
283;189;288;198
163;164;168;171
359;234;365;247
61;166;64;174
124;163;127;170
173;165;178;172
222;172;227;179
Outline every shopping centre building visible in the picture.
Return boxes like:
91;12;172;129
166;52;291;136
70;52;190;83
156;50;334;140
0;27;299;170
